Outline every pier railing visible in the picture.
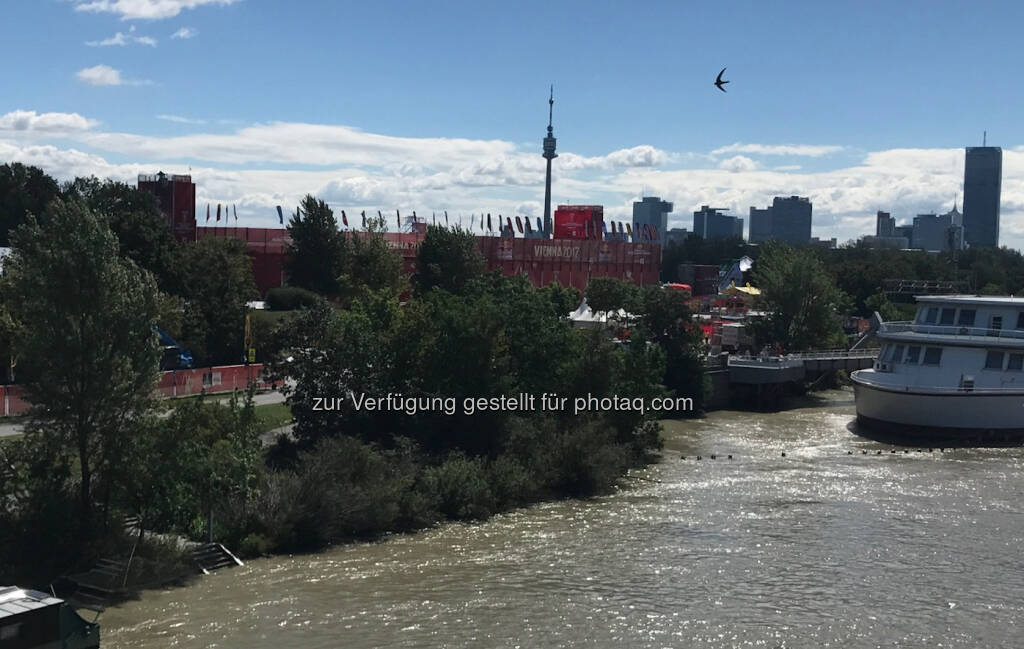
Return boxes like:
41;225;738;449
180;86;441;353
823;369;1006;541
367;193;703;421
881;321;1024;341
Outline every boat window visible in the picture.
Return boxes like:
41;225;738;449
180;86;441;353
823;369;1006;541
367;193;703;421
1017;312;1024;329
922;347;943;365
939;308;955;325
925;307;939;324
1008;353;1024;371
905;346;921;364
893;345;906;363
985;350;1005;370
957;309;976;326
991;315;1003;331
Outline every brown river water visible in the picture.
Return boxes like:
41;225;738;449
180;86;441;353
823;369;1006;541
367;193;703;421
101;390;1024;648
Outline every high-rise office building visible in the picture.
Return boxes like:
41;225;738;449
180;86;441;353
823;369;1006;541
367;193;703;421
748;206;772;243
747;196;812;244
692;206;744;240
876;211;895;237
962;146;1002;247
632;196;673;242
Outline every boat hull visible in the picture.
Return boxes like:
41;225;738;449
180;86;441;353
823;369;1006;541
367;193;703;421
852;371;1024;443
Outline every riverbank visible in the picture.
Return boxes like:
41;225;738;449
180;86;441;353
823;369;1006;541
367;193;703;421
101;390;1024;649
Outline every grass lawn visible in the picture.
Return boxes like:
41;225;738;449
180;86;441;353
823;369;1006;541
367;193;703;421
254;402;293;433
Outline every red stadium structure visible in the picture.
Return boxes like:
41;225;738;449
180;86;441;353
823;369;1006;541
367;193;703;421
139;175;660;295
138;172;197;242
192;227;659;295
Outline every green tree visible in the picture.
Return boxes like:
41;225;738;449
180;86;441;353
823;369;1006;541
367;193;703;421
0;163;60;247
0;197;162;535
414;224;485;295
636;285;707;410
751;242;851;351
341;218;405;303
585;277;638;319
61;176;180;292
285;195;348;296
538;281;581;317
177;237;259;365
864;291;901;322
128;392;262;539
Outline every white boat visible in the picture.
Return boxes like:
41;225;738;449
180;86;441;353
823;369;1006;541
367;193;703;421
851;295;1024;442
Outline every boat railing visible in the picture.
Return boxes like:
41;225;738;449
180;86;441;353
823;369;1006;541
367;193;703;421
729;348;879;363
880;321;1024;340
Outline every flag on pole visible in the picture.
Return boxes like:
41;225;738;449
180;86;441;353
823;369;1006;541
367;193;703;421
396;209;401;230
537;217;543;234
506;216;513;235
487;213;492;232
525;217;533;234
206;204;210;222
233;204;237;221
626;223;633;238
432;212;436;225
216;204;221;222
276;205;283;224
341;210;348;227
361;210;366;228
515;216;523;233
445;210;449;227
650;224;658;240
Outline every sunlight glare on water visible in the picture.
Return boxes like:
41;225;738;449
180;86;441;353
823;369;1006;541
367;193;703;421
102;390;1024;648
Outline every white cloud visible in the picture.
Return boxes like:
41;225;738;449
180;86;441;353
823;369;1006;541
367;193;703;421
712;142;845;157
73;0;239;20
75;65;152;87
79;121;517;166
156;114;207;124
171;27;197;39
5;113;1024;249
86;26;157;47
0;111;98;134
718;155;759;173
559;145;669;171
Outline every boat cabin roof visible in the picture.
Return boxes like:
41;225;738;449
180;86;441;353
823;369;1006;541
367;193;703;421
0;586;63;621
915;295;1024;307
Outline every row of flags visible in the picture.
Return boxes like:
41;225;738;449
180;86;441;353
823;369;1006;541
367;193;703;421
243;205;663;241
204;203;239;222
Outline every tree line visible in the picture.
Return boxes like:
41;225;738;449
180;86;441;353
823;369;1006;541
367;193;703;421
0;171;706;587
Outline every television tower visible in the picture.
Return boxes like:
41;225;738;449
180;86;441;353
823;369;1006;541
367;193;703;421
542;85;558;236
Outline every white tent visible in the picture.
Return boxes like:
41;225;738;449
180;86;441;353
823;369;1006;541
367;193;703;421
568;298;633;330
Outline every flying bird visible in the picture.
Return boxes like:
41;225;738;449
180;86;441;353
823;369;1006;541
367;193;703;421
715;67;729;92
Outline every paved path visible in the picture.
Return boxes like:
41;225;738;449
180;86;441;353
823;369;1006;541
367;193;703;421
0;388;290;439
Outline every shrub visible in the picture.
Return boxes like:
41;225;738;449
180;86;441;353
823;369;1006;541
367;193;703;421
265;286;324;311
547;419;630;497
422;453;496;520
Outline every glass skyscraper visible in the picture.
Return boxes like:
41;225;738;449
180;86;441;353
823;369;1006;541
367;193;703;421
962;147;1002;247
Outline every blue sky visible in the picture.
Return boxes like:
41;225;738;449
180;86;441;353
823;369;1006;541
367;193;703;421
4;0;1024;246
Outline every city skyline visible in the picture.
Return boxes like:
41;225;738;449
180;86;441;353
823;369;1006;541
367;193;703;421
3;1;1024;246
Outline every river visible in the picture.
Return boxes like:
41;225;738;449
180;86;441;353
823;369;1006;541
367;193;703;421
101;390;1024;648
